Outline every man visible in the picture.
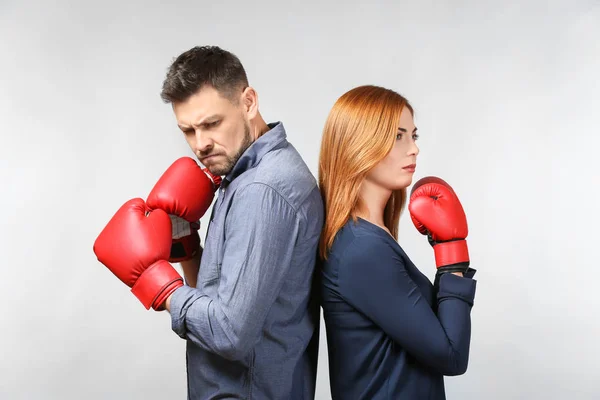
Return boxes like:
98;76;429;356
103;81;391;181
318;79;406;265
94;45;323;399
157;46;323;399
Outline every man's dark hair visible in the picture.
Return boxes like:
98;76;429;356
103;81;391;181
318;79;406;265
160;46;249;104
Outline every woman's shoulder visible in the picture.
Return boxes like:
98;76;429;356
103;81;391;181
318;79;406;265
328;218;399;263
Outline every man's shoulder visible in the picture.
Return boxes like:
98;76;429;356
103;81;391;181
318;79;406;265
249;144;320;211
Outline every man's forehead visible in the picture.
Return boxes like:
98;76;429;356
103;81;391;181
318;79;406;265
174;93;230;127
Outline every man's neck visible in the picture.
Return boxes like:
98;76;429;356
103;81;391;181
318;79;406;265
251;113;270;140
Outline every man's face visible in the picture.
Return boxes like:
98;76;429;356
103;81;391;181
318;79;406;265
173;86;253;176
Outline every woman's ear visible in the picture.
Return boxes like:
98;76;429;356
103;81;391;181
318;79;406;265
242;86;259;119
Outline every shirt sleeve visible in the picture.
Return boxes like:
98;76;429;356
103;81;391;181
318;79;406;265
337;235;477;376
169;183;300;361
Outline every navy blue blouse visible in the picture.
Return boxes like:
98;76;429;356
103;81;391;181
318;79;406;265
320;217;477;399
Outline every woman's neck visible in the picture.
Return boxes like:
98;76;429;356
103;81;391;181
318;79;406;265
355;180;392;229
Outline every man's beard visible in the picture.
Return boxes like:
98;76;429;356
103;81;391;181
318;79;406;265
208;122;253;177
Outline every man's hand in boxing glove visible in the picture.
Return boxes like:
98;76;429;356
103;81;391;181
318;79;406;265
146;157;221;286
408;176;470;277
93;198;183;311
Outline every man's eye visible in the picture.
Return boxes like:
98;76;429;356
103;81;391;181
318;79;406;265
413;133;419;140
209;120;220;128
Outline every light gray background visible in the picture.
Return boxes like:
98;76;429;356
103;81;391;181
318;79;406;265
1;0;599;399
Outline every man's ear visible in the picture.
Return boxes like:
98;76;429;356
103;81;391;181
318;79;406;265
241;86;259;119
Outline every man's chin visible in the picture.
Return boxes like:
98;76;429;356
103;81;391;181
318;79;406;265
205;164;230;177
200;154;235;177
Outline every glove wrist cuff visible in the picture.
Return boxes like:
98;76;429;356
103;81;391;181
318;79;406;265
152;279;184;311
433;239;470;269
131;260;183;310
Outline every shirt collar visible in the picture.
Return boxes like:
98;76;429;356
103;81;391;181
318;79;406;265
224;121;287;183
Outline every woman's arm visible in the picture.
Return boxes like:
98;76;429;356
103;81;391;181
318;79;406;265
338;236;476;376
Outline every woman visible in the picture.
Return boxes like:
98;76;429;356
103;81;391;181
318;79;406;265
318;85;477;399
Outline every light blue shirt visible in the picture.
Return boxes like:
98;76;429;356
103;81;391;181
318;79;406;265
169;122;324;400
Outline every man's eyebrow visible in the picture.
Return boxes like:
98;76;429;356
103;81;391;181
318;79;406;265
178;114;222;130
195;114;222;126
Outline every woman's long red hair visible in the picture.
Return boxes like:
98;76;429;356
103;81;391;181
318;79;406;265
318;85;413;260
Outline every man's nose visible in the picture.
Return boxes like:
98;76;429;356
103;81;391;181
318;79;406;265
194;129;213;153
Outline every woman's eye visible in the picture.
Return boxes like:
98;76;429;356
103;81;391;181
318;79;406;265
413;133;419;140
396;133;403;140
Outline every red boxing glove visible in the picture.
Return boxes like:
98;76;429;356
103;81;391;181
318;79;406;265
93;198;183;310
146;157;221;262
408;176;470;272
147;157;221;222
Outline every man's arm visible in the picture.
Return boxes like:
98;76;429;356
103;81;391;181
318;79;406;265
164;183;300;361
168;215;204;288
179;247;201;288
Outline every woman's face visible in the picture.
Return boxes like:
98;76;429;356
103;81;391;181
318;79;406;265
365;108;420;191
